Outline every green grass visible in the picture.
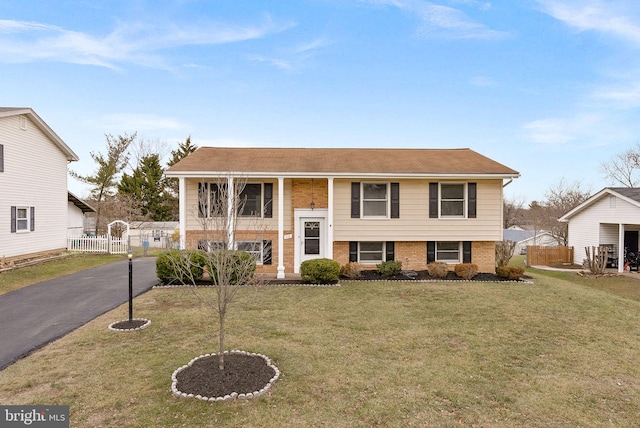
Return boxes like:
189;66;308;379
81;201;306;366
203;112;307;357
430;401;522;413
1;267;640;427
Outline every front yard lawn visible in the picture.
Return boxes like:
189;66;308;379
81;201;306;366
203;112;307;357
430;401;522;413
1;269;640;427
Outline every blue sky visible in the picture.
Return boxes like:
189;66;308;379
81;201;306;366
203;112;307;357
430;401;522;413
2;0;640;203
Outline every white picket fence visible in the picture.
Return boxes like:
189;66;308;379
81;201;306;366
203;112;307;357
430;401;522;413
67;234;129;254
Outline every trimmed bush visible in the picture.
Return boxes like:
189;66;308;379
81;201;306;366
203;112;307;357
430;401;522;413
156;249;206;284
377;260;402;278
454;263;479;280
340;262;363;279
427;262;449;279
206;249;257;285
300;258;340;284
496;265;525;280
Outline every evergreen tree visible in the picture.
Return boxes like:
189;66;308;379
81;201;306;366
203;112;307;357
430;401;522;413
119;153;173;221
166;136;198;218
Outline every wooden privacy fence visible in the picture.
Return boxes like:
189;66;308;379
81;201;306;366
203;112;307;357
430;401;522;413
527;246;574;266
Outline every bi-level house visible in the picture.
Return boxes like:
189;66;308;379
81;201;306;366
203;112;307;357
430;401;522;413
165;147;519;278
0;107;79;262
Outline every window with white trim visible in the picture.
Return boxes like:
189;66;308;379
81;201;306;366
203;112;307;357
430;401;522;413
358;241;385;264
362;183;388;218
436;241;461;263
440;183;465;218
240;184;262;217
236;241;264;264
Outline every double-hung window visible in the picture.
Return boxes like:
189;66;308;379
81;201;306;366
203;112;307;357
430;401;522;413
199;182;273;218
16;207;29;231
236;241;264;263
240;184;262;217
10;206;34;233
358;242;385;263
440;183;465;217
362;183;388;217
429;182;476;219
436;241;461;262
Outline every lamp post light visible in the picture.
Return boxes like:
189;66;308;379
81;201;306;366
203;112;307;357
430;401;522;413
128;249;133;322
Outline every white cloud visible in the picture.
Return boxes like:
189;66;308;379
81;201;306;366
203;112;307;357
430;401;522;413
245;54;293;71
523;113;604;145
593;81;640;107
469;75;495;87
0;16;294;69
361;0;508;39
90;113;186;132
535;0;640;46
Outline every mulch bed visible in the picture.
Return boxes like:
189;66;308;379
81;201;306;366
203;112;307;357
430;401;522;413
262;270;529;285
108;318;151;331
173;352;278;400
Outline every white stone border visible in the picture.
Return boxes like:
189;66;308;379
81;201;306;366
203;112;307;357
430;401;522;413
171;350;280;402
108;318;152;332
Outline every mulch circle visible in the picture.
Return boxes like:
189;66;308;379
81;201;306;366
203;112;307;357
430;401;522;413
172;351;280;402
108;318;151;332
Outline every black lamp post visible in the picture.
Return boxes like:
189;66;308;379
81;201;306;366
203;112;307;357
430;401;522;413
128;249;133;321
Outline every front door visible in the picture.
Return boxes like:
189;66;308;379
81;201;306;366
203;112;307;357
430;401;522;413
299;218;324;265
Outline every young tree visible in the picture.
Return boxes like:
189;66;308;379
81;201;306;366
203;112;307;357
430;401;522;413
600;142;640;187
166;175;268;370
70;132;136;234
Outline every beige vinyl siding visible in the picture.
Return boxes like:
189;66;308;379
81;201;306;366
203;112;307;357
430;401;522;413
332;179;503;242
183;178;287;232
0;114;69;258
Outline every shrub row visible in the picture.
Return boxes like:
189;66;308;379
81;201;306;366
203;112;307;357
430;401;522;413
156;249;256;285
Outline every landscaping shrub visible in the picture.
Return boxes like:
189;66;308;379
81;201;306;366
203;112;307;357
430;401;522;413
340;262;363;279
427;262;449;279
377;260;402;278
156;249;206;284
300;258;340;284
206;249;257;285
496;265;525;280
454;263;479;280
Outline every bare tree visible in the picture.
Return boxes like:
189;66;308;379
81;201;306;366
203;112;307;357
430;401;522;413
543;179;591;245
503;196;526;229
168;175;269;370
495;240;516;267
600;142;640;187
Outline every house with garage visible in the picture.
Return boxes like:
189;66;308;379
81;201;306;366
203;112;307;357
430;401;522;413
559;187;640;272
165;147;520;278
0;107;79;261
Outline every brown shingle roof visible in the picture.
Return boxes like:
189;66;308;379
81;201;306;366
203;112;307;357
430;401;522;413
166;147;519;177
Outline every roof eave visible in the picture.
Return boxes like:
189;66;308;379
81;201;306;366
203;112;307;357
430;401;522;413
0;108;79;162
165;171;520;179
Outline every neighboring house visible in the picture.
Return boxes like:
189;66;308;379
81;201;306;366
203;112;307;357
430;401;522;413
0;107;79;260
128;221;179;248
559;187;640;272
503;229;558;255
166;147;519;278
68;191;96;237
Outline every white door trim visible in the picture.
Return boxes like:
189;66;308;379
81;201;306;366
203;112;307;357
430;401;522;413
294;208;328;273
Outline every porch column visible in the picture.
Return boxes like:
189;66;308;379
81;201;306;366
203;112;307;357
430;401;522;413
327;177;334;259
179;177;186;250
618;223;625;273
277;177;285;278
227;175;234;248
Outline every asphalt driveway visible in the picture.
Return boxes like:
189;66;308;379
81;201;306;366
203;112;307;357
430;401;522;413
0;257;158;371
